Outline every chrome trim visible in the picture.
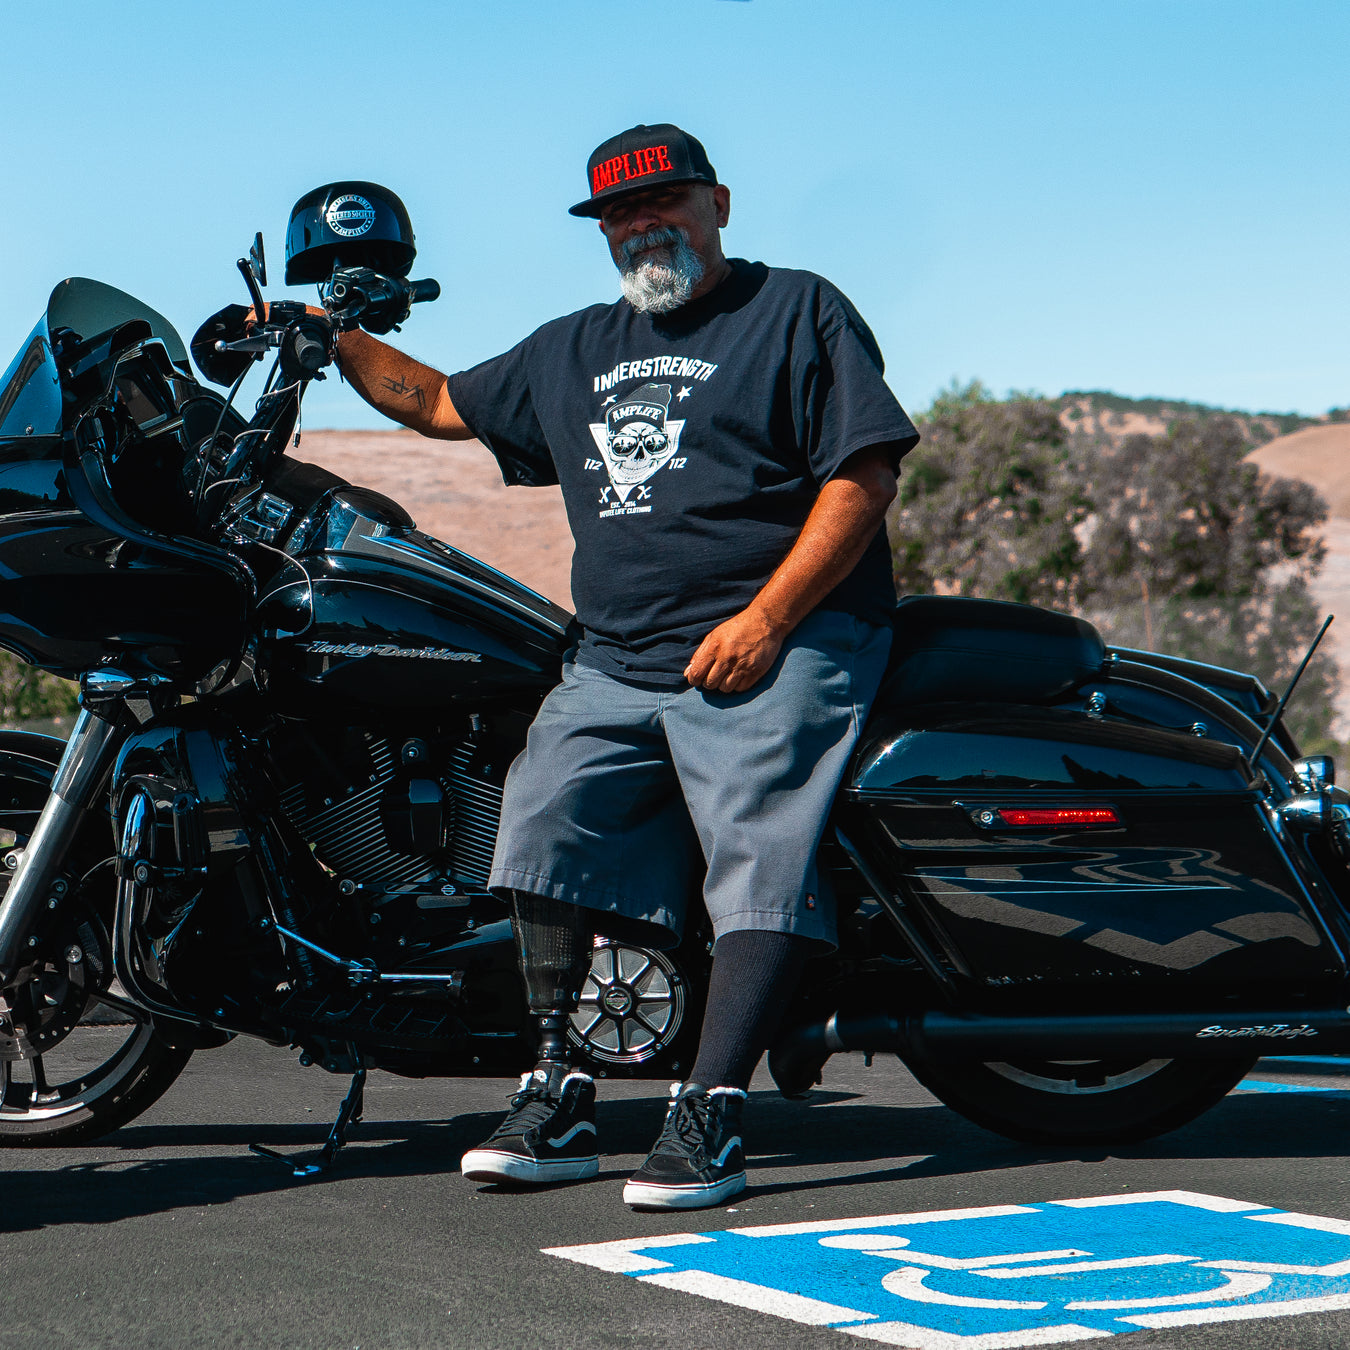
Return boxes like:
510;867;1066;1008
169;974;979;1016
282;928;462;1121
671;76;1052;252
1278;793;1328;831
1295;756;1336;792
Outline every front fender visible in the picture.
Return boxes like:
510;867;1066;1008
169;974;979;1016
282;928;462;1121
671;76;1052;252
0;729;68;831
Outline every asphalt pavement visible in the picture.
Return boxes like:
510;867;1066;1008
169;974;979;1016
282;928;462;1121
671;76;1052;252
5;1037;1350;1350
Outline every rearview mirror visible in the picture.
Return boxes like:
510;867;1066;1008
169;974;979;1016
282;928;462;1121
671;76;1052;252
248;233;267;288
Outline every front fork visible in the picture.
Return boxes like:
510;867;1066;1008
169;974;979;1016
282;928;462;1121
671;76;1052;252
0;673;168;983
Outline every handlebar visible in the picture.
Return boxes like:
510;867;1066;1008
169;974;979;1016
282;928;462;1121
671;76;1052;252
186;258;441;534
407;279;441;305
321;267;440;335
287;324;329;375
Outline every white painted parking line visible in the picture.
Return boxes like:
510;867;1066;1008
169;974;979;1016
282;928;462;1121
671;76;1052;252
1049;1190;1266;1211
539;1232;712;1272
1121;1291;1350;1329
545;1191;1350;1346
1250;1209;1350;1237
732;1206;1038;1238
843;1321;1111;1347
638;1269;877;1325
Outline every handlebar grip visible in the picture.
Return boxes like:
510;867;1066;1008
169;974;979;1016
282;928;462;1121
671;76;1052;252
292;330;329;373
408;279;441;304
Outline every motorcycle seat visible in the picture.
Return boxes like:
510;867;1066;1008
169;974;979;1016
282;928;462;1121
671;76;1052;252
883;595;1105;705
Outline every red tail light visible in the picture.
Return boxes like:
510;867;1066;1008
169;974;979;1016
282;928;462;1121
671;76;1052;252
980;806;1122;828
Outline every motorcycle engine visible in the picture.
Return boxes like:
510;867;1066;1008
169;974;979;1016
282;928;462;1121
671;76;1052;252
272;727;505;889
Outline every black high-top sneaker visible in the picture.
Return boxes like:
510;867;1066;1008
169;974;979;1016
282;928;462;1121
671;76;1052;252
461;1065;598;1184
623;1082;747;1210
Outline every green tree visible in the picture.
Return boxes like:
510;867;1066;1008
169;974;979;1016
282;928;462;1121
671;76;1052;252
890;382;1092;608
1080;415;1334;751
0;652;78;729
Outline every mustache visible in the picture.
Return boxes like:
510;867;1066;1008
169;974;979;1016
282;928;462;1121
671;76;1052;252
616;224;704;314
618;226;688;271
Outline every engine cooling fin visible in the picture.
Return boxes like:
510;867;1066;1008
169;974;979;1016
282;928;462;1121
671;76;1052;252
276;732;504;888
444;740;503;886
278;735;432;886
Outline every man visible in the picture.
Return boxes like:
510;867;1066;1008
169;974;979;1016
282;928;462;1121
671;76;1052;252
329;124;918;1210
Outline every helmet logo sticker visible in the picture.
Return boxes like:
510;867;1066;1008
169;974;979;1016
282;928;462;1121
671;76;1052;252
325;194;377;238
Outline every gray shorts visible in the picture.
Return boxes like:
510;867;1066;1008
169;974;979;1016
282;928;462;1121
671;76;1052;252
489;609;892;950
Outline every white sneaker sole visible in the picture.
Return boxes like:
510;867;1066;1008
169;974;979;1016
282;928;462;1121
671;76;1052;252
461;1148;599;1184
623;1171;746;1210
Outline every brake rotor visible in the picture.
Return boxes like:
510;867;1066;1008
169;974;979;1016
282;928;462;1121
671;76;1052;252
0;906;108;1062
0;954;90;1061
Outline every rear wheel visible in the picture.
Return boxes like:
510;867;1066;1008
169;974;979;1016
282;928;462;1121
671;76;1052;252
901;1051;1257;1145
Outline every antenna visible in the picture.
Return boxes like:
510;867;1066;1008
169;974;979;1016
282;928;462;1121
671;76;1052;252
1248;614;1334;772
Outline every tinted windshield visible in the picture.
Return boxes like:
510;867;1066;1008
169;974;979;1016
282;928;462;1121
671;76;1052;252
46;278;189;369
0;279;192;441
0;320;62;438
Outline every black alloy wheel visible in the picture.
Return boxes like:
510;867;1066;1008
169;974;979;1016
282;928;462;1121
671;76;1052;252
900;1050;1258;1145
0;825;193;1146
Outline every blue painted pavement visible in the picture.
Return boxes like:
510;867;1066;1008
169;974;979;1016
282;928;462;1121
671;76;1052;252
547;1191;1350;1347
1235;1078;1346;1093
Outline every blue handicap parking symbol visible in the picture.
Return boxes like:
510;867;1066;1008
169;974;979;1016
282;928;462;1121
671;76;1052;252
545;1190;1350;1347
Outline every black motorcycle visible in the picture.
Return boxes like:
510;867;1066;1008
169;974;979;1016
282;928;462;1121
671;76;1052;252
1;192;1347;1174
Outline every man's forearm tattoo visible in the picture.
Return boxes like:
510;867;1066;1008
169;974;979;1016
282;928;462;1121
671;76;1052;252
380;373;426;413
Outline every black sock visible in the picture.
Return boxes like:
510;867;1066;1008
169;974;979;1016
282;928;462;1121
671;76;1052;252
510;891;594;1066
689;930;813;1091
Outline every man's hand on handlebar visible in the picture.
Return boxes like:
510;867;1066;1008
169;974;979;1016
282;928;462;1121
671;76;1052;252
241;279;470;442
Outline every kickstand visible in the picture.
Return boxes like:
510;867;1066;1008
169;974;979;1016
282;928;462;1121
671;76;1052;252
251;1058;367;1179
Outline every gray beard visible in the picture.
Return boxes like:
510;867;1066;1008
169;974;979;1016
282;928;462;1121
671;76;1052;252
617;227;705;314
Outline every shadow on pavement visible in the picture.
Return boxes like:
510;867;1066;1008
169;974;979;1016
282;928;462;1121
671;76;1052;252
2;1083;1347;1234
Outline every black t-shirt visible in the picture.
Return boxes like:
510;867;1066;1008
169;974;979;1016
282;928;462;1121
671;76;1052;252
447;260;919;681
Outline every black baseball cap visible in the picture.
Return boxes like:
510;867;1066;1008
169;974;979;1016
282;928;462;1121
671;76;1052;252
569;123;718;218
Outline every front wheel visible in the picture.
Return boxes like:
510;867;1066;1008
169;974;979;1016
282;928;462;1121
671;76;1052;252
0;1001;193;1146
901;1051;1257;1145
0;757;194;1146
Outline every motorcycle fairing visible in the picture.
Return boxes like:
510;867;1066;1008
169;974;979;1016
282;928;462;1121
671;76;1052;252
0;301;252;681
256;487;572;716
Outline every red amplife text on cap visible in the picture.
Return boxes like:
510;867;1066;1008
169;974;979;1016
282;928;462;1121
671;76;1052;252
570;123;718;218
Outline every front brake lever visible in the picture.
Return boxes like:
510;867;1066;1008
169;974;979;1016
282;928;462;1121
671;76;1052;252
214;333;281;355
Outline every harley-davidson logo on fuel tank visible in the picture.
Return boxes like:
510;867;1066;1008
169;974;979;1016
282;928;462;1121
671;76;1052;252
302;641;482;663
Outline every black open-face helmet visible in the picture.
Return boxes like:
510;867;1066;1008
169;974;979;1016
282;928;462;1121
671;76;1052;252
284;181;416;285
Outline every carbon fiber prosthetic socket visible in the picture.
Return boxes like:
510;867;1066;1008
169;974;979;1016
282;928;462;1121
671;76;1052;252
509;891;595;1065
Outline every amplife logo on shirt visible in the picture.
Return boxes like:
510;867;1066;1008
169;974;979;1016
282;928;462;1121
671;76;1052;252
588;380;687;517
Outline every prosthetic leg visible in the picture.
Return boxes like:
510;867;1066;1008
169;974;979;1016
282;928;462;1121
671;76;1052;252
461;892;600;1184
509;891;594;1069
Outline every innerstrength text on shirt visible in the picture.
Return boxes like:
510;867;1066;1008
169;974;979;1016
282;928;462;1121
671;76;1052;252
594;356;719;392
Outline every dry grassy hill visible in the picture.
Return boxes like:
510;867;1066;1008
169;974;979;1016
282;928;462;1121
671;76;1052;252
1248;424;1350;735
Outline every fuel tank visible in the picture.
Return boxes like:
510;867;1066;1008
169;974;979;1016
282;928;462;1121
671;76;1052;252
843;596;1350;1008
256;485;573;716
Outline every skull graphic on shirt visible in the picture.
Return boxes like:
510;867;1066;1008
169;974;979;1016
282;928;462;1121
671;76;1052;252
589;382;684;503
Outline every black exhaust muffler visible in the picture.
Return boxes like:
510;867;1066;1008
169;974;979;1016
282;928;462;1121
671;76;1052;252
769;1008;1350;1098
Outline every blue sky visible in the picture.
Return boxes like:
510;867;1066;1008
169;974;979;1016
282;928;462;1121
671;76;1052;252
3;1;1345;428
